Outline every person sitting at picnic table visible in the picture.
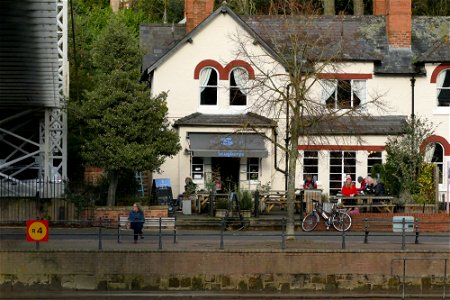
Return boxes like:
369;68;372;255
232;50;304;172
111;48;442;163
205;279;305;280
371;178;386;196
356;176;367;193
303;174;317;189
341;175;357;197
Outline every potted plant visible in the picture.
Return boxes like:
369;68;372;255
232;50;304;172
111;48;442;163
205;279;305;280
215;198;229;218
239;190;253;217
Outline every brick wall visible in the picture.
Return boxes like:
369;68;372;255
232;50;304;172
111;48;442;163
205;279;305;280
94;206;168;222
1;251;448;293
349;212;449;232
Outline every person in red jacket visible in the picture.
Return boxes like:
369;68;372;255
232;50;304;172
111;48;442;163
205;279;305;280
341;175;357;197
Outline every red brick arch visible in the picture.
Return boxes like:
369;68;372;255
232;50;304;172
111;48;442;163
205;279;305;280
194;59;255;80
224;60;255;80
430;63;450;83
193;59;226;80
421;135;450;156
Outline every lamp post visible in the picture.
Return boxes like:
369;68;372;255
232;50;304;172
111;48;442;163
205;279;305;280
410;73;416;120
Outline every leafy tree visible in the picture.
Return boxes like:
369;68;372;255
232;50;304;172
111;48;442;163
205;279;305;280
73;16;181;206
412;0;449;16
233;0;387;238
383;117;435;202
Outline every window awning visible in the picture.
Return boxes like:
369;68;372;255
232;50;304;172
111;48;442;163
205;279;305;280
189;133;268;158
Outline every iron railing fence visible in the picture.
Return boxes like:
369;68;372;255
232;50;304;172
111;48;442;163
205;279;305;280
1;218;449;251
0;178;69;198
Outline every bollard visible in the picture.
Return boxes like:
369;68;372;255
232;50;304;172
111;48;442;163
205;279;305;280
363;218;369;244
341;226;346;249
98;225;103;251
444;259;448;299
281;218;286;250
158;217;163;250
173;216;177;244
209;189;215;217
401;217;406;250
220;219;225;250
414;218;419;244
117;215;121;243
402;259;406;299
254;190;260;218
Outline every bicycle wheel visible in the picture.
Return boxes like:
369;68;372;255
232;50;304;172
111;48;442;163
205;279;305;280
301;212;319;232
332;211;352;232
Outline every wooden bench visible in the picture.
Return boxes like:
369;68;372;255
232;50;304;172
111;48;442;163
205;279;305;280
117;216;176;243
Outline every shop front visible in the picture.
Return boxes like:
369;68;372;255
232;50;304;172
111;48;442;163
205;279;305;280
188;133;268;192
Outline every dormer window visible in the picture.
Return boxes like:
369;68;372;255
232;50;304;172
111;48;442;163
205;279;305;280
200;67;218;105
230;67;248;106
437;69;450;107
322;79;366;109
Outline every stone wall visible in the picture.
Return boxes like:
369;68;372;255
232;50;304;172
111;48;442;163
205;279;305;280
1;250;448;293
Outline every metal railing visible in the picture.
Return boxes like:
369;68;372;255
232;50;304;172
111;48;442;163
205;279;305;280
1;218;448;251
0;178;67;198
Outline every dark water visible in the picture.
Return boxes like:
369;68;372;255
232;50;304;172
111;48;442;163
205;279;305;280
0;291;445;299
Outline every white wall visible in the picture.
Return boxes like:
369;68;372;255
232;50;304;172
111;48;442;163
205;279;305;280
149;12;450;198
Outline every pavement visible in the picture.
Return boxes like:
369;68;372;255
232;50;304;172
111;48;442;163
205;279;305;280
1;208;449;252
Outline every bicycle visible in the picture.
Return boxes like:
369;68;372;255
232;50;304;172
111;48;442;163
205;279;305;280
301;200;352;232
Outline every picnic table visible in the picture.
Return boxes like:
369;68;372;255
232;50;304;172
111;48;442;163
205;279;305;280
330;195;395;213
260;190;308;214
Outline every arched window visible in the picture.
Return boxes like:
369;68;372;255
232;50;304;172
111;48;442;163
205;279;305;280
229;68;248;106
437;69;450;106
200;67;218;105
425;142;444;184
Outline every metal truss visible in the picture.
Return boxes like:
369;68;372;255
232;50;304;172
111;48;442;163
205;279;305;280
0;0;68;195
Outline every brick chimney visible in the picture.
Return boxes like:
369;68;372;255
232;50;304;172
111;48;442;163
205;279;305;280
373;0;386;16
185;0;215;33
374;0;412;49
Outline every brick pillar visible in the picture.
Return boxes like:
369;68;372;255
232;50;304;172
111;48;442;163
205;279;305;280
185;0;215;33
373;0;386;16
386;0;411;48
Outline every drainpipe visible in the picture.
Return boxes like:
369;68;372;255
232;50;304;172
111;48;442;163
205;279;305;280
274;128;287;177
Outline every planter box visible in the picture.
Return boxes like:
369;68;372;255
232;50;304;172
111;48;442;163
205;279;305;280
241;210;252;218
215;209;227;218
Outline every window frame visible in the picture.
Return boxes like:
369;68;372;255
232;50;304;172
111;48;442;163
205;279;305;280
191;157;204;180
229;67;248;106
323;79;366;109
329;151;356;196
437;69;450;107
199;67;218;106
302;151;318;180
367;151;382;177
246;157;259;181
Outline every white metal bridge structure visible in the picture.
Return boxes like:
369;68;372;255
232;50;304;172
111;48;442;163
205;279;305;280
0;0;68;197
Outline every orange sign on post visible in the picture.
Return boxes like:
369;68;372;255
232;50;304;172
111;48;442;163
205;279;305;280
26;220;49;242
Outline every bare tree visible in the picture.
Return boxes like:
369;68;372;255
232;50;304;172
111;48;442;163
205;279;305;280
353;0;364;15
231;0;387;238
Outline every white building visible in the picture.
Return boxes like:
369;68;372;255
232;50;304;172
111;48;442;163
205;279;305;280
140;0;450;202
